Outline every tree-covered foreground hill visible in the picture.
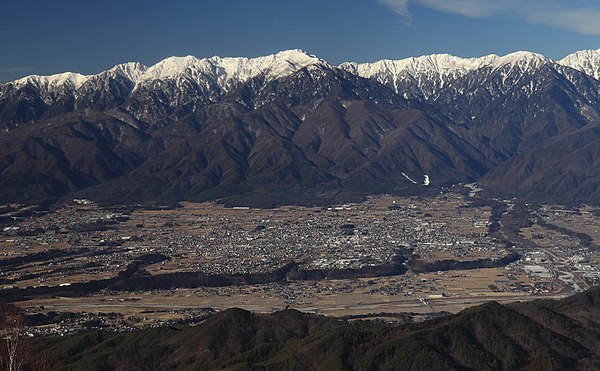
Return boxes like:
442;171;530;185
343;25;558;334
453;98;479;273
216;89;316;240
12;285;600;370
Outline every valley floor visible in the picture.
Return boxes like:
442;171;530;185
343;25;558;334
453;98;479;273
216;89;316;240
1;185;599;334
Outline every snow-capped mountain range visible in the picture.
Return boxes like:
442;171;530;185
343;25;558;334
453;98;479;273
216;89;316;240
2;48;600;127
7;49;327;97
340;51;554;98
4;48;599;98
3;48;600;207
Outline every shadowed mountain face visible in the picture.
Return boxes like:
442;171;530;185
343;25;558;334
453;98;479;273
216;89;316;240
3;49;600;205
28;286;600;370
480;125;600;204
0;98;493;206
0;61;500;206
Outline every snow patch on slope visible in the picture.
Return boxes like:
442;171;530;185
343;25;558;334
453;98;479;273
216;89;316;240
402;172;418;184
423;175;430;186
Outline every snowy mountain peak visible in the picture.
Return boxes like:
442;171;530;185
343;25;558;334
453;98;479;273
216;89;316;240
140;56;200;82
202;49;326;81
494;51;550;70
243;48;328;80
108;62;148;82
272;49;325;66
559;49;600;79
14;72;89;91
133;49;328;93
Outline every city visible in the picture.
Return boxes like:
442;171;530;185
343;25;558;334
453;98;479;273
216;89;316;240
2;185;599;336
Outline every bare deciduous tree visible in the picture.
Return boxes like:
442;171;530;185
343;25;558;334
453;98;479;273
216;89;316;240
1;314;25;371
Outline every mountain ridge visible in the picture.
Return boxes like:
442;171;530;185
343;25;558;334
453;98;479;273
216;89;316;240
23;285;600;370
3;48;600;206
6;48;598;86
3;48;599;127
4;48;599;104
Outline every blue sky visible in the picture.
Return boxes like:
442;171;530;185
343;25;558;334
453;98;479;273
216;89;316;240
1;0;599;82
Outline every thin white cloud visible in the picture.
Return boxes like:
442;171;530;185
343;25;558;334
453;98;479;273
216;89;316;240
414;0;509;18
528;7;600;36
381;0;600;36
378;0;411;24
